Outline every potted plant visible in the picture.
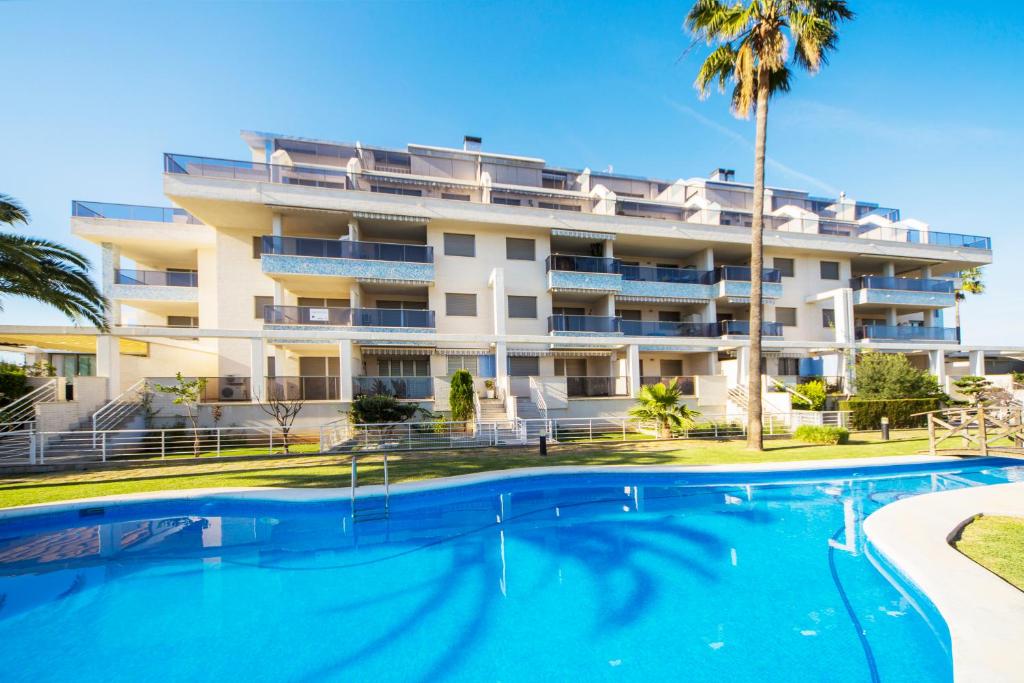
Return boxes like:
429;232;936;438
484;379;495;399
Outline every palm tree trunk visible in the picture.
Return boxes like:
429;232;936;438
954;296;962;344
746;79;770;451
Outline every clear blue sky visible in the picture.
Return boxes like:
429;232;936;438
1;1;1020;344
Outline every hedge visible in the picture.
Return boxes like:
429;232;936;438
793;425;849;445
838;397;943;430
0;370;29;407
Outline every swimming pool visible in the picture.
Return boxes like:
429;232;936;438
1;457;1021;682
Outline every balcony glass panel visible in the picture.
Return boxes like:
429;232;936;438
199;377;251;403
640;376;697;395
264;306;434;328
566;376;629;397
850;276;954;293
548;315;621;333
714;266;783;283
545;255;618;274
619;265;714;284
266;376;340;401
719;321;784;336
115;269;198;287
353;376;433;399
620;320;717;337
164;154;350;189
72;201;199;224
855;325;958;342
261;236;432;263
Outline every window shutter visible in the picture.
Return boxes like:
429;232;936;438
444;233;476;257
508;356;539;376
773;257;795;277
507;296;537;318
506;238;536;261
445;293;477;316
776;307;798;326
820;261;840;280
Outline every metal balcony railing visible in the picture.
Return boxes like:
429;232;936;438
264;306;435;328
115;269;198;287
548;315;621;333
260;236;433;263
639;376;697;396
620;320;718;337
545;254;618;274
72;200;200;224
267;376;340;401
850;276;954;293
719;320;785;336
353;376;433;400
565;376;630;397
712;266;783;283
199;377;252;402
855;325;958;342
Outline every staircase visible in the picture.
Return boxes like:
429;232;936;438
727;386;749;410
476;398;508;422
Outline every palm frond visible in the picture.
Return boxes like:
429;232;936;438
0;194;29;226
694;44;738;97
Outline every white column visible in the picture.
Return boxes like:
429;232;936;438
346;218;360;241
833;289;855;343
929;349;947;388
489;268;506;336
627;344;641;397
923;309;935;327
101;243;122;326
603;293;616;317
602;239;614;258
495;341;508;389
349;284;362;309
250;337;265;402
272;213;283;237
736;346;750;386
882;262;896;278
95;334;121;399
885;307;898;326
969;350;985;376
339;339;354;402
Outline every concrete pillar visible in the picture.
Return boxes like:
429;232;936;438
602;239;614;258
250;337;265;402
101;243;122;326
694;247;715;272
706;350;719;376
882;262;895;278
969;350;985;376
490;268;506;336
272;213;283;237
885;307;898;326
833;289;855;343
95;334;121;399
923;309;935;327
627;344;641;397
929;349;947;388
346;218;360;241
602;294;616;317
736;346;750;386
921;265;933;279
339;339;354;402
495;341;509;388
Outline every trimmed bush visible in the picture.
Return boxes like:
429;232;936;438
449;369;475;422
838;397;942;430
791;380;826;411
793;425;849;445
0;368;29;407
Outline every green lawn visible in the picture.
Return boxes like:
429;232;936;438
954;515;1024;590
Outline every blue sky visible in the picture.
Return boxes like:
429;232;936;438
1;1;1020;344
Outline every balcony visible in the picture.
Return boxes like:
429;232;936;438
620;320;718;338
264;306;435;329
111;269;199;303
850;276;955;308
620;265;716;300
548;315;621;335
545;255;622;293
712;266;783;300
164;153;351;190
115;269;197;287
639;375;697;396
199;377;252;403
73;200;200;224
353;376;433;400
719;320;785;337
260;236;434;283
855;325;958;343
566;376;630;398
267;376;340;401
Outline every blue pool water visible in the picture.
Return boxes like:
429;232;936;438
1;458;1022;682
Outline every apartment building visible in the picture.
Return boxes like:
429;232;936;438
3;130;1005;425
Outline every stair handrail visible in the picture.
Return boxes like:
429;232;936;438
528;376;549;422
767;376;813;406
0;379;57;428
472;389;482;430
92;379;148;434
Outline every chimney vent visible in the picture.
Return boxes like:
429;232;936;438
710;168;735;182
463;135;482;152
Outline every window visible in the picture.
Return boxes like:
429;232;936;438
779;358;800;375
447;355;480;375
774;257;795;277
542;171;568;190
506;237;536;261
446;293;477;316
492;196;522;206
254;296;273;319
823;309;836;328
775;307;797;327
656;263;679;270
252;236;265;258
299;356;341;377
820;261;840;280
370;185;422;197
618;309;642;321
538;202;581;212
376;300;428;310
444;233;475;257
555;358;587;376
509;356;540;376
658;311;681;322
507;295;537;318
442;193;471;201
378;357;430;376
660;359;683;376
167;315;199;328
553;306;586;316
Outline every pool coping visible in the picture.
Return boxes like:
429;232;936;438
863;482;1024;682
0;453;962;520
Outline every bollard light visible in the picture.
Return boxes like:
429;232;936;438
880;416;890;441
539;434;547;456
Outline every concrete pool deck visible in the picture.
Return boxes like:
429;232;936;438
864;481;1024;682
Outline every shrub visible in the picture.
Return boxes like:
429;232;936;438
0;365;29;407
854;352;944;399
449;369;475;422
793;425;849;445
838;397;943;430
791;380;826;411
348;394;419;424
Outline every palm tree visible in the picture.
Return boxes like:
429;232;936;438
0;194;107;329
686;0;853;450
953;267;984;343
628;379;702;438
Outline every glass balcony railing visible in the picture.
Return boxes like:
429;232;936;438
199;377;251;403
850;276;955;293
548;315;621;333
719;320;784;336
353;376;433;400
266;376;340;401
545;254;618;274
164;153;351;189
619;265;714;284
264;305;434;328
115;269;198;287
640;376;697;395
72;200;200;224
565;376;630;397
620;320;718;337
713;266;783;283
260;236;433;263
855;325;958;342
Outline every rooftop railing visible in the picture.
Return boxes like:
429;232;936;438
72;200;200;224
115;269;198;287
261;235;433;263
264;305;435;328
850;276;955;293
548;315;621;334
164;153;350;189
855;325;958;342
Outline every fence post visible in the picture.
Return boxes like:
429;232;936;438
714;424;719;439
589;419;593;442
101;432;107;463
216;428;221;457
39;433;45;464
29;430;36;465
978;405;988;456
160;430;166;459
927;414;936;455
383;451;389;498
269;427;274;455
622;418;626;441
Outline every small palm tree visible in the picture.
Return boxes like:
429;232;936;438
629;379;702;438
686;0;853;451
0;193;107;329
954;267;984;342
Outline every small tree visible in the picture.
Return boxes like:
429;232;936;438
449;369;475;423
952;375;993;406
155;373;207;456
348;394;419;424
628;379;701;438
854;352;944;400
791;380;826;411
257;392;305;454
